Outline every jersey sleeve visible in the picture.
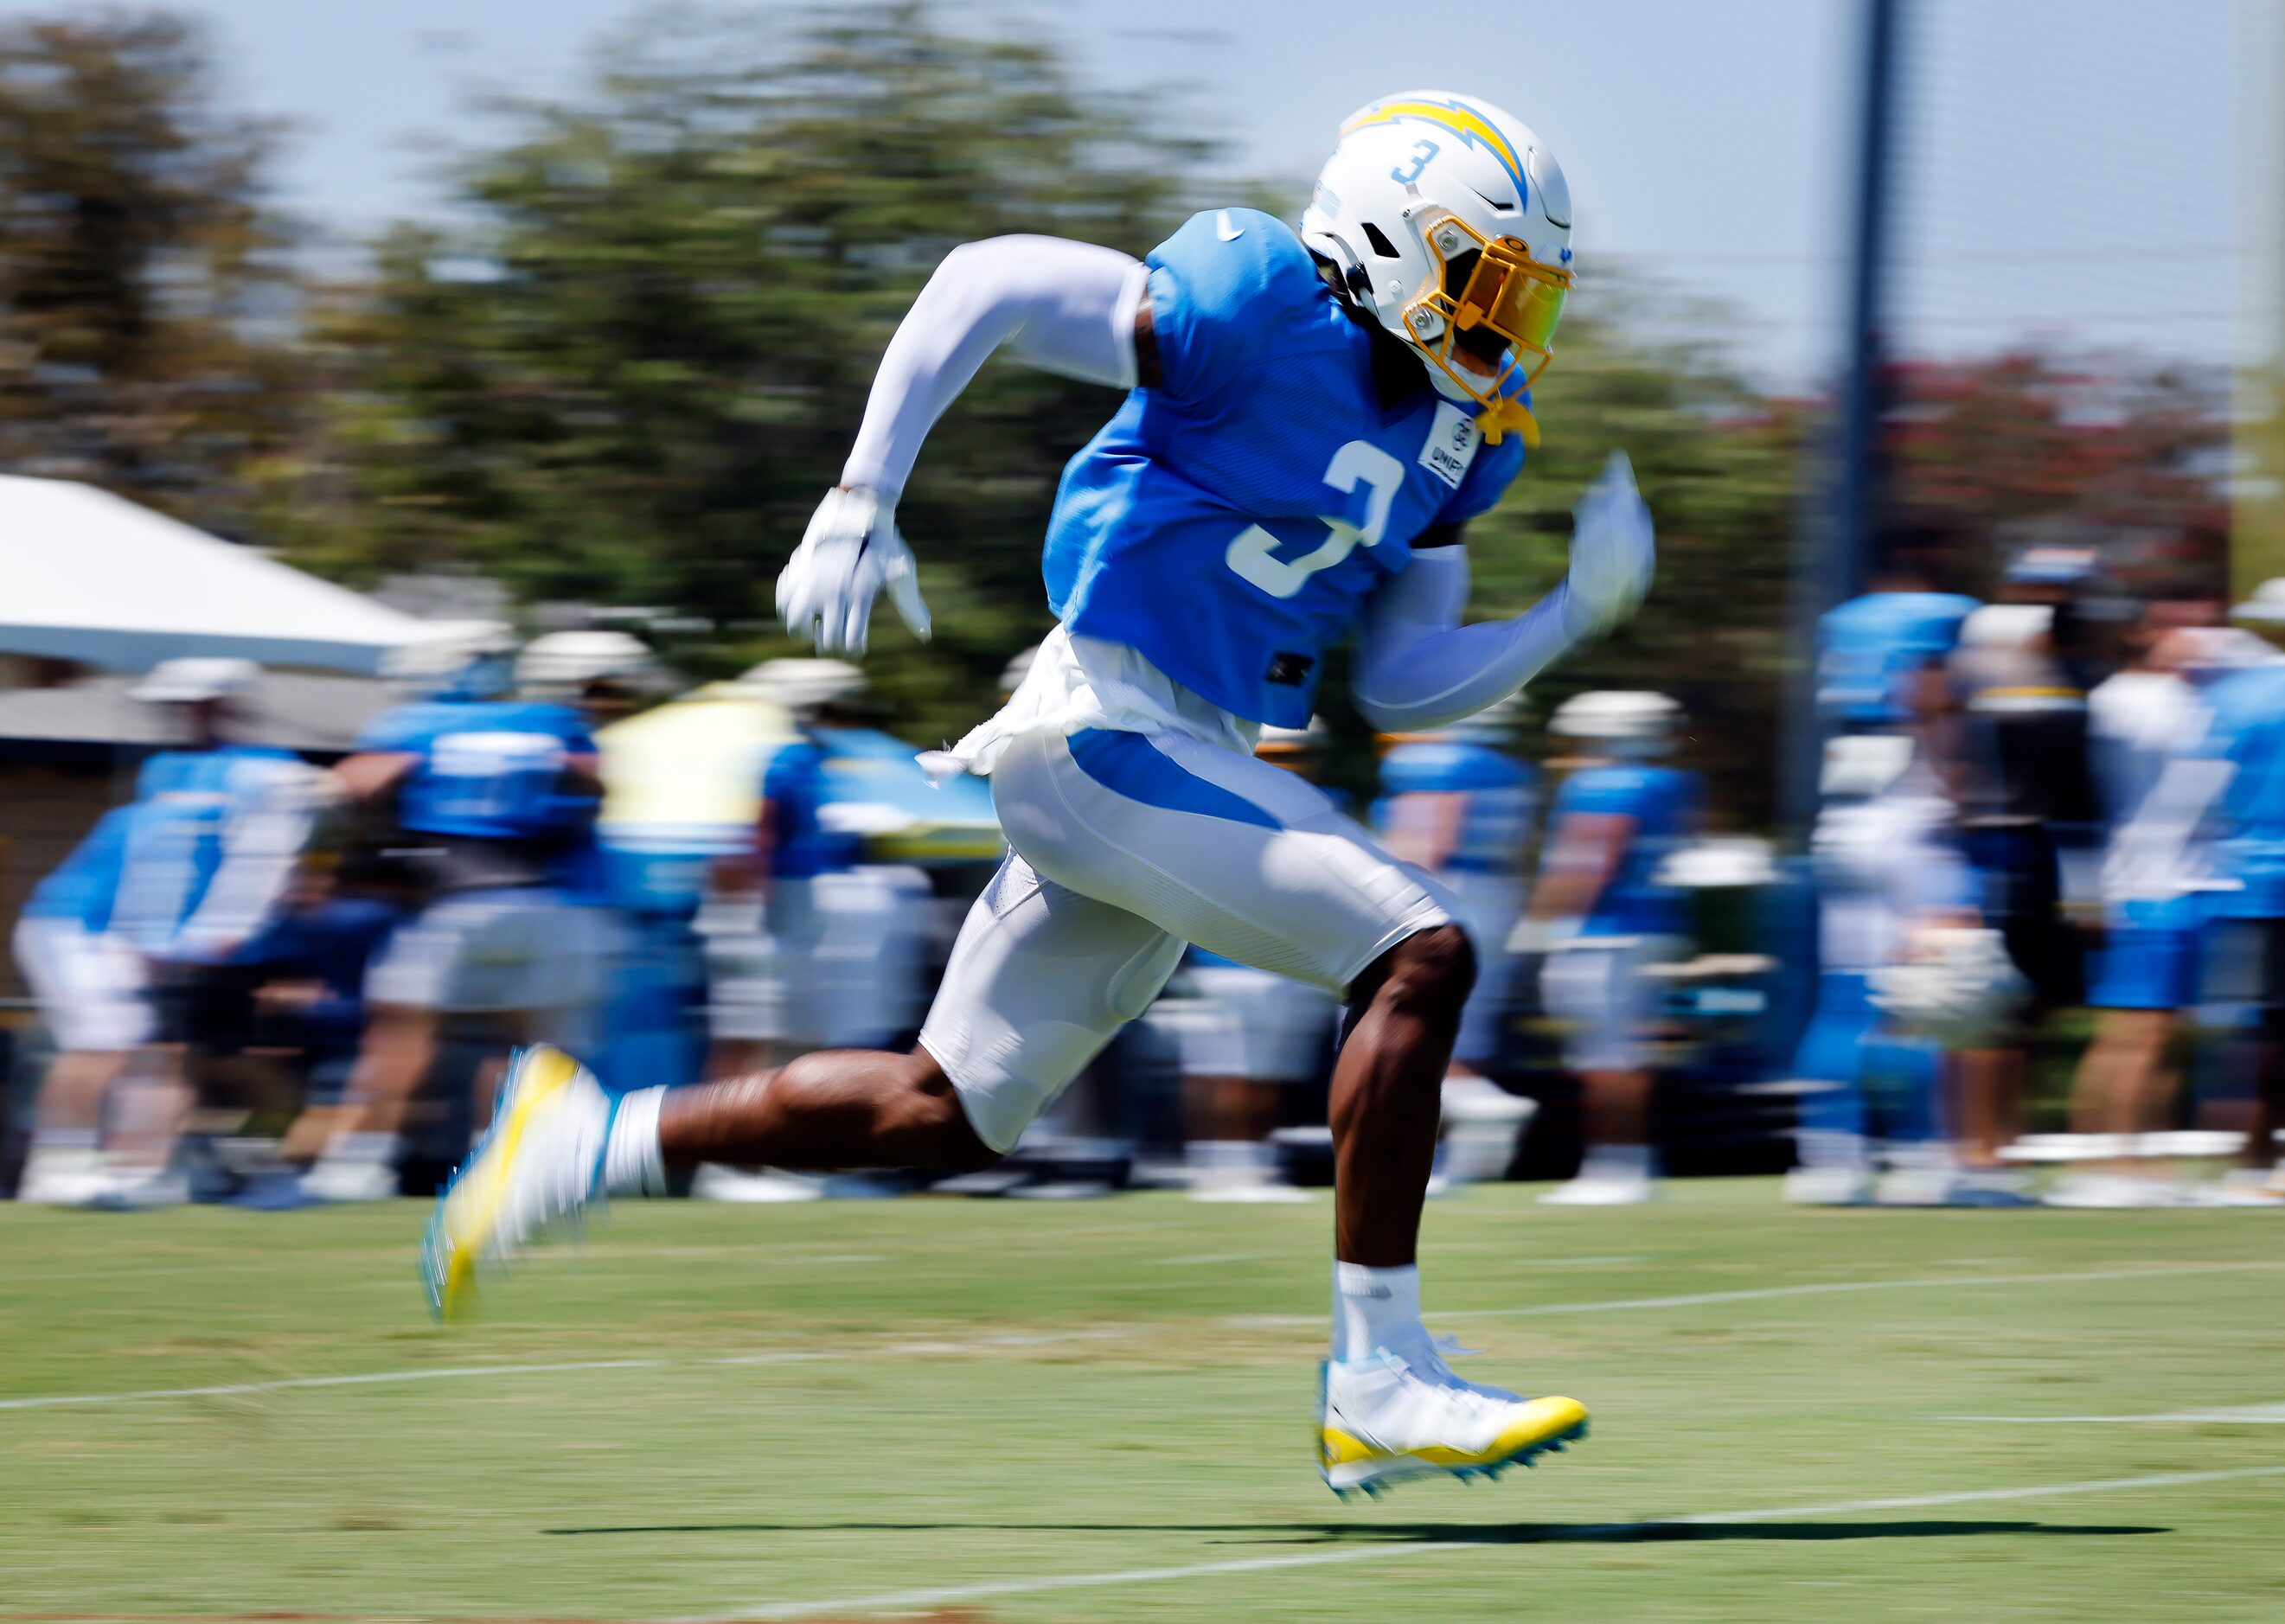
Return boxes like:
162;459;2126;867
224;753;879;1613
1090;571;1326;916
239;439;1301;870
1553;768;1649;821
1437;415;1528;524
1143;208;1318;403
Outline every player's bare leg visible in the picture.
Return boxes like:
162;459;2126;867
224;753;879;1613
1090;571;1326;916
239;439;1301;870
657;1048;995;1173
1319;922;1588;1494
1329;924;1475;1266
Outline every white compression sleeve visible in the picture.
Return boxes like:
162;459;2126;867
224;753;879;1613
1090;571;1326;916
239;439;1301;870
839;234;1147;500
1350;547;1593;733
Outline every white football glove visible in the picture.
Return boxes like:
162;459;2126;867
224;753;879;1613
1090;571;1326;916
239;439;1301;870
776;486;931;656
1564;451;1655;634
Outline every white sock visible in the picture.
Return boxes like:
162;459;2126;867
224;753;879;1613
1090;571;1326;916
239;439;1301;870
603;1086;667;1197
1581;1143;1653;1180
1332;1262;1431;1364
326;1132;398;1167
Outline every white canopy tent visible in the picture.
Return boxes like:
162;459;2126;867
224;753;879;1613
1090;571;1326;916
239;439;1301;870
0;476;426;675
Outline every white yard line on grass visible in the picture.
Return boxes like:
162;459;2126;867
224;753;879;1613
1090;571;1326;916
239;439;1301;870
1436;1258;2285;1320
675;1464;2285;1621
1944;1402;2285;1424
1222;1258;2285;1330
4;1259;2280;1416
0;1358;663;1411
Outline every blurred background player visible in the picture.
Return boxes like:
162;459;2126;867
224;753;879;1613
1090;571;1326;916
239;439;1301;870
2051;599;2216;1206
1176;719;1338;1203
10;804;140;1203
1785;535;1976;1203
1373;696;1539;1186
692;657;865;1202
1940;552;2099;1197
299;631;636;1199
77;659;320;1208
2192;582;2285;1203
1531;691;1697;1205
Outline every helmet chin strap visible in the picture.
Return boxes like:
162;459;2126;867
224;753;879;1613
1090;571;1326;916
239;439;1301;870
1417;352;1539;447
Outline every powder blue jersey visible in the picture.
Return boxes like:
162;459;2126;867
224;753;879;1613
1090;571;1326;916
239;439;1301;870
1044;208;1528;728
2199;662;2285;917
108;746;304;956
1542;764;1699;937
25;806;134;930
388;700;598;843
1372;740;1537;874
1818;591;1980;727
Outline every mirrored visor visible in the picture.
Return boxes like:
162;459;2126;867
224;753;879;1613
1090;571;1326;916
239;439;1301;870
1453;240;1570;355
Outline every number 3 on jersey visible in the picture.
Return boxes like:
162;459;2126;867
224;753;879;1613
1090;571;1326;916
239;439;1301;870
1225;440;1406;599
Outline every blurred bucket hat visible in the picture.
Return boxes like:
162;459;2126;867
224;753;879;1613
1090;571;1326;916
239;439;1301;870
130;656;260;703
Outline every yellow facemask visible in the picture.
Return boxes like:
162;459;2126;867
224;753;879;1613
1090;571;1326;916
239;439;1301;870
1401;213;1570;444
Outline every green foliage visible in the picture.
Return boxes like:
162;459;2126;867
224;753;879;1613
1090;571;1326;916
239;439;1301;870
0;10;304;538
277;3;1212;748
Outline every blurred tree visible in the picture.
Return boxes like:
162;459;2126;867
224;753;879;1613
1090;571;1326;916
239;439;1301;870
1883;353;2229;602
278;2;1215;745
0;11;304;537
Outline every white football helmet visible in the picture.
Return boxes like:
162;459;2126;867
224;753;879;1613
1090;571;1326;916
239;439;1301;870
1550;691;1682;756
516;630;657;698
1302;91;1573;444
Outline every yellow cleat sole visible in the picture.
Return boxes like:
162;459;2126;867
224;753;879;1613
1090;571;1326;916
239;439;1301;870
1322;1395;1590;1497
421;1045;586;1322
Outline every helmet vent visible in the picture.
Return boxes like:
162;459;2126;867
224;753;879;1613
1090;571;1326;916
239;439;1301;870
1361;221;1402;259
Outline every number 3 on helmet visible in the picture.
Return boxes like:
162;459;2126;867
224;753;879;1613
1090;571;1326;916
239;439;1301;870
1301;91;1573;442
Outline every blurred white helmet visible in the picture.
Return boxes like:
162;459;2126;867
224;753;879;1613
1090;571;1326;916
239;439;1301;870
517;630;656;697
381;620;516;699
1550;690;1681;750
744;657;865;716
2231;578;2285;624
131;657;259;705
1960;603;2052;650
1301;90;1572;443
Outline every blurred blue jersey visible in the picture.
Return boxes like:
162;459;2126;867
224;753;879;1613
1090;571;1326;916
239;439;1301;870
108;745;303;956
23;805;134;930
760;736;855;880
386;700;598;844
2199;662;2285;917
1044;208;1527;728
1544;764;1699;937
1373;739;1536;874
1817;591;1980;727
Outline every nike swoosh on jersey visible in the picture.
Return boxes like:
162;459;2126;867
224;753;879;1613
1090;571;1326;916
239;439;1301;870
1215;209;1244;241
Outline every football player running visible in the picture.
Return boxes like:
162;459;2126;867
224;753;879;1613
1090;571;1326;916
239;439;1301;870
425;91;1654;1497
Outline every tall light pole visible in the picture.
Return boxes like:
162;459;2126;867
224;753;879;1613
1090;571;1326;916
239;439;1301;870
1782;0;1904;841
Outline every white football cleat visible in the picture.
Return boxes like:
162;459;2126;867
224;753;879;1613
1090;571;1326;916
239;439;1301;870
421;1045;614;1320
1783;1164;1876;1206
301;1155;400;1204
1319;1346;1588;1497
15;1147;113;1206
1539;1171;1655;1206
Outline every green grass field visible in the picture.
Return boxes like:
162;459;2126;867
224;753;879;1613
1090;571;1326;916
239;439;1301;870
3;1182;2282;1622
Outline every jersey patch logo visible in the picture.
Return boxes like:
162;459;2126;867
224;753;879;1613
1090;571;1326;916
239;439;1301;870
1215;209;1244;241
1418;400;1482;490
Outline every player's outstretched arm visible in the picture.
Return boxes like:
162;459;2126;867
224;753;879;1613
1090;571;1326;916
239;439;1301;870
778;235;1148;655
1352;451;1655;733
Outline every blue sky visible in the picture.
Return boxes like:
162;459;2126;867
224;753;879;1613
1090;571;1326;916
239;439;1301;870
0;0;2243;387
